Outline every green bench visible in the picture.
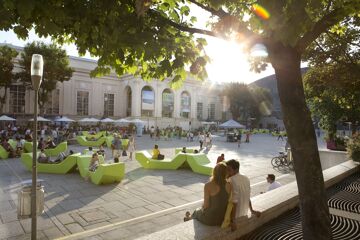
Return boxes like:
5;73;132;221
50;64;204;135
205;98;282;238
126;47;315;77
186;153;215;176
21;152;81;174
24;141;68;157
135;151;187;170
82;131;106;139
76;155;125;185
76;136;106;147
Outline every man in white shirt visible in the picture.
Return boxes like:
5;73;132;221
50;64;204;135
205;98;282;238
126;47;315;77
267;174;282;191
227;159;260;231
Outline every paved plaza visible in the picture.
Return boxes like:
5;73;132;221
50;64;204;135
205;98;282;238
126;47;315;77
0;134;327;239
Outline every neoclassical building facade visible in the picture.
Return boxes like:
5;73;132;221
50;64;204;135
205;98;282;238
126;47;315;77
2;44;224;129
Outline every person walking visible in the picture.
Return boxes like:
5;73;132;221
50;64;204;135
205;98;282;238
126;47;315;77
111;134;122;158
127;136;136;161
245;131;250;143
199;132;205;149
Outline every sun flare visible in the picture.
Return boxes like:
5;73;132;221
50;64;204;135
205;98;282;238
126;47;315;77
205;37;254;84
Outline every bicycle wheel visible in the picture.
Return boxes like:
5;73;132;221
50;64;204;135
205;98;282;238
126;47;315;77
271;157;282;167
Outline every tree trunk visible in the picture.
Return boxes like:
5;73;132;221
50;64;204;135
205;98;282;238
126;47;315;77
268;43;332;239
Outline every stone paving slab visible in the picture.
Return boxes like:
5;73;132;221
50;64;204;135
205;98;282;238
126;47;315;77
0;134;299;239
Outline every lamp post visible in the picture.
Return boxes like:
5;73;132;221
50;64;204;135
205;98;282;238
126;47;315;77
31;54;43;240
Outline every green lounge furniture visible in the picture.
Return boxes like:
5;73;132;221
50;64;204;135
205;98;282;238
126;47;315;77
186;153;216;176
76;155;105;178
0;140;17;159
8;139;17;150
24;141;35;153
83;148;99;155
76;155;124;185
174;148;197;155
24;141;67;157
135;151;187;170
76;136;106;147
21;152;81;174
106;136;129;149
0;145;9;159
45;142;67;156
82;131;106;139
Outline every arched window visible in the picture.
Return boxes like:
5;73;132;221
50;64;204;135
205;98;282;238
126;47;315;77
141;86;155;117
180;91;191;118
162;89;174;118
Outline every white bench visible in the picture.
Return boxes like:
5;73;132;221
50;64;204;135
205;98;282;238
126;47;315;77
135;160;359;240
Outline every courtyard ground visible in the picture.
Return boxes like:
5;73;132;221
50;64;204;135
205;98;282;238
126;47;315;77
0;133;327;239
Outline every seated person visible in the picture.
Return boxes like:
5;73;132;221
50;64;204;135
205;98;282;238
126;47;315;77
38;138;46;151
181;147;187;153
114;156;119;163
194;149;199;154
152;144;164;160
46;138;56;149
97;145;105;157
50;150;74;163
266;174;282;191
15;137;24;157
24;133;33;142
38;149;50;163
216;153;225;164
89;153;100;172
188;163;230;226
87;147;94;155
1;138;15;158
184;211;191;222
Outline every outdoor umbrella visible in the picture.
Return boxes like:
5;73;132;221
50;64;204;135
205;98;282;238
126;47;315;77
29;116;51;122
100;118;115;123
114;118;131;125
131;119;145;124
78;117;99;123
219;119;245;129
54;116;75;122
0;115;16;121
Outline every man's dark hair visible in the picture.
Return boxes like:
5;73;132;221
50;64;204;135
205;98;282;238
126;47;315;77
89;146;93;151
267;174;275;181
154;144;158;149
226;159;239;172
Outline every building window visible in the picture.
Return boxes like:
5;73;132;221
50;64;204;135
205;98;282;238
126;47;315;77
162;89;174;118
208;103;216;120
77;91;89;115
9;85;25;113
44;89;60;115
141;86;155;117
126;87;132;117
180;91;191;118
197;102;203;120
104;93;114;117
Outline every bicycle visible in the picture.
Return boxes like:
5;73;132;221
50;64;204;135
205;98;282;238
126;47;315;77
271;150;294;170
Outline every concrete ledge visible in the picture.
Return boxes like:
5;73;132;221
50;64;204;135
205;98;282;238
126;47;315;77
135;160;359;240
319;150;349;170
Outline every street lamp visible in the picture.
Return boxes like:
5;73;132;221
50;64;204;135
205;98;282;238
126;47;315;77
31;54;43;240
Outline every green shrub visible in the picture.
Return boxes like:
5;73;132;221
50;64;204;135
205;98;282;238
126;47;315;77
347;133;360;162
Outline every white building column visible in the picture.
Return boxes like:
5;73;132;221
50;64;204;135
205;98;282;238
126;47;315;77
173;91;180;118
190;89;196;119
131;81;141;117
155;86;162;118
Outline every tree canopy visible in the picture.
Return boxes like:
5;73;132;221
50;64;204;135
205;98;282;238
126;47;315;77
222;83;272;123
16;42;73;112
304;17;360;138
0;45;18;113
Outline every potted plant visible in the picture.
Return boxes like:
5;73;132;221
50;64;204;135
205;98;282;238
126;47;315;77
347;133;360;163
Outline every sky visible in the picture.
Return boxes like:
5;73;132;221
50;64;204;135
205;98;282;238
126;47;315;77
0;5;276;84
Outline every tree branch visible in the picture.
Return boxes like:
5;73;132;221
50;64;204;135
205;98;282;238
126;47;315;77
187;0;228;18
296;3;359;53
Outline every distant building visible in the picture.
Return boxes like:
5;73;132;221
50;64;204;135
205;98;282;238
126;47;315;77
250;68;308;129
1;44;223;129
